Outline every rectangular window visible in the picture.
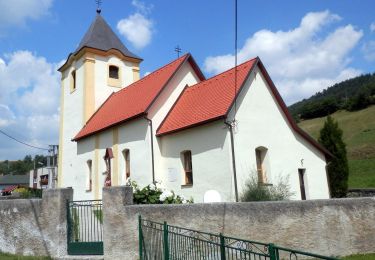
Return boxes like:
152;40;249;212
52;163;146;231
123;149;130;180
87;160;92;191
182;151;193;185
298;168;306;200
71;70;76;92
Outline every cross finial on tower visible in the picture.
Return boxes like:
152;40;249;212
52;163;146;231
96;0;102;14
174;45;182;58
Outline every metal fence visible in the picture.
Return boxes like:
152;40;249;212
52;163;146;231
139;216;338;260
67;200;103;255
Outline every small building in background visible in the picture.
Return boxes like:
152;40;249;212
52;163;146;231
0;173;30;195
29;166;58;189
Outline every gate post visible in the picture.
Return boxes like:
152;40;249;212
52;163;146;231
268;243;277;260
163;221;169;260
220;233;226;260
139;215;143;260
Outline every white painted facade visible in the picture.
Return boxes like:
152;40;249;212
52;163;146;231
157;66;329;202
58;21;329;202
58;52;139;200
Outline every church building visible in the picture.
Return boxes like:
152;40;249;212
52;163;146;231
57;13;331;202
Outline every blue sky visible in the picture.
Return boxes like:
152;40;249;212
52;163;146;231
0;0;374;160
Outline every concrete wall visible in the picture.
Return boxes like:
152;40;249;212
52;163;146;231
0;188;73;258
103;186;375;260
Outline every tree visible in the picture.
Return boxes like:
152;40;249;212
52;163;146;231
318;116;349;198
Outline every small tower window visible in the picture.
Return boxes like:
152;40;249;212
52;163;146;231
181;150;193;185
71;70;76;91
109;65;119;79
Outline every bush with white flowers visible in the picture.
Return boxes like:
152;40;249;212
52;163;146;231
127;180;193;204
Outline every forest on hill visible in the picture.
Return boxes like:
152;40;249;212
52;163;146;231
0;155;48;175
289;73;375;121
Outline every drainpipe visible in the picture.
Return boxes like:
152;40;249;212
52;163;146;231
145;116;155;183
225;121;239;202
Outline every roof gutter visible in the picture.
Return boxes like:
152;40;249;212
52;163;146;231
224;121;239;202
144;116;155;183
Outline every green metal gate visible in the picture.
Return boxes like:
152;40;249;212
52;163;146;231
139;216;338;260
67;200;103;255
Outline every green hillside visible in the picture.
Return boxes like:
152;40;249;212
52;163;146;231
289;73;375;120
298;105;375;188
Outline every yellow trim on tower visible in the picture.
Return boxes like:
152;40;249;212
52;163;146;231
57;78;65;187
94;135;100;200
83;54;96;123
59;47;142;73
132;65;140;82
112;127;119;186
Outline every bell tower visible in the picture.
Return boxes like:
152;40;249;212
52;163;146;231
57;12;142;187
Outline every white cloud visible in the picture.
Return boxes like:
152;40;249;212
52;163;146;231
204;10;363;104
0;51;60;160
371;22;375;32
131;0;153;15
117;1;154;49
362;41;375;61
0;0;53;29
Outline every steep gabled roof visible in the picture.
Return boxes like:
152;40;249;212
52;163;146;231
73;53;205;141
75;14;141;60
157;57;332;158
156;58;257;136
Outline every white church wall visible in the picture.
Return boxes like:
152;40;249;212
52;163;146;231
60;59;86;193
227;65;330;200
117;118;153;188
158;121;234;203
148;62;202;190
75;136;96;200
94;55;135;110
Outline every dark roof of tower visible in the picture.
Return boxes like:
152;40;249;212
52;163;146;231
75;14;141;60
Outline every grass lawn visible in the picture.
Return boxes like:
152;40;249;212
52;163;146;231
298;105;375;188
0;252;51;260
342;253;375;260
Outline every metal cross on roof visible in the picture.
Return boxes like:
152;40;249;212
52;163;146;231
96;0;102;14
174;45;182;58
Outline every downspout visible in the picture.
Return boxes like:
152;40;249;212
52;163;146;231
225;121;239;202
145;116;155;183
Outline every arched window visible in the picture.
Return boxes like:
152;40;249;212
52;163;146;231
86;160;92;191
181;150;193;185
122;149;130;180
255;146;269;184
71;70;76;91
109;65;119;79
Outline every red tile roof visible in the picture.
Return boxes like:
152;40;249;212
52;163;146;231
156;58;258;136
73;53;204;141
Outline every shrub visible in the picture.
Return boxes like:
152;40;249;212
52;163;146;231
240;172;294;202
13;187;42;198
127;180;193;204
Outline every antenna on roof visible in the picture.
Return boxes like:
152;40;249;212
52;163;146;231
96;0;102;14
174;45;182;58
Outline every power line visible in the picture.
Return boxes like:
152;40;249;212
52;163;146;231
0;129;49;151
